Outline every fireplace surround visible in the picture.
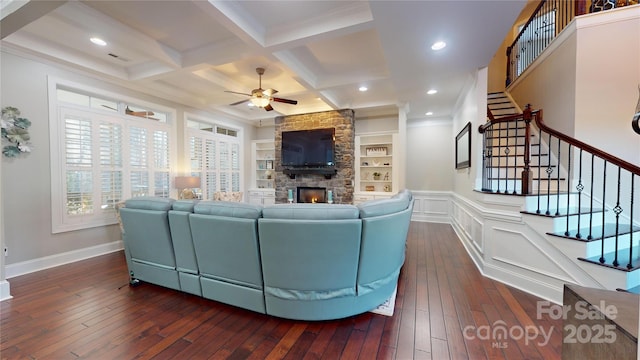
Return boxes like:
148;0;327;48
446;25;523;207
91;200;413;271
274;109;355;204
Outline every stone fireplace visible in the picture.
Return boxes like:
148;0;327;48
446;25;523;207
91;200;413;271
274;109;355;204
297;187;326;203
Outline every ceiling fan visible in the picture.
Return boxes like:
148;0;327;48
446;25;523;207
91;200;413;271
225;67;298;111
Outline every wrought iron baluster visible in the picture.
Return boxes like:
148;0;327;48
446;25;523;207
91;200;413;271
555;137;561;215
536;127;542;214
482;131;487;191
629;173;635;269
497;123;502;193
575;149;584;239
588;154;595;240
565;144;572;236
599;160;607;264
613;167;622;267
488;128;494;192
504;121;510;194
513;120;518;194
545;133;553;215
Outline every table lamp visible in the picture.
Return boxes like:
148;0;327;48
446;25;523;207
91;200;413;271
175;176;201;199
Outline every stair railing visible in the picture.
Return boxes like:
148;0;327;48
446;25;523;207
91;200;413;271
505;0;637;86
506;0;576;86
480;105;640;270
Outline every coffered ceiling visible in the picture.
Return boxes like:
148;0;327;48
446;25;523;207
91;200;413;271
1;0;526;124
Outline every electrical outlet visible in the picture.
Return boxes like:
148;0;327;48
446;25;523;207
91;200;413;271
3;247;7;257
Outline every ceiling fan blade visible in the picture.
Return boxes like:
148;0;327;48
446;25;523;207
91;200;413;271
263;88;278;96
230;99;250;106
264;104;274;111
126;106;155;117
101;104;118;111
272;97;298;105
225;90;252;96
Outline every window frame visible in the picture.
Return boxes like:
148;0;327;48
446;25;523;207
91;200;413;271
48;77;177;233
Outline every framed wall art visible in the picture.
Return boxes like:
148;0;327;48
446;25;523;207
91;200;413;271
455;122;471;169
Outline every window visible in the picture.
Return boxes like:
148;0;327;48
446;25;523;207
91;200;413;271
50;79;176;233
186;118;241;200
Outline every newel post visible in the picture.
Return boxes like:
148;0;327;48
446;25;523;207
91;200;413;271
521;105;533;194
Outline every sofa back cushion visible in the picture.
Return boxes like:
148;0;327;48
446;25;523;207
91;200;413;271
125;196;174;211
194;201;262;219
258;218;362;300
262;203;359;220
168;200;199;274
120;197;176;268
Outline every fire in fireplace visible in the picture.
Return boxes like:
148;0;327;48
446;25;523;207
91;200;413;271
297;187;327;203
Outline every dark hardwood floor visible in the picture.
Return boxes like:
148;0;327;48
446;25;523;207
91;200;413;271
1;222;563;359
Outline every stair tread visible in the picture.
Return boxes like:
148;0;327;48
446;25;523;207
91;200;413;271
579;248;640;272
548;223;640;241
521;206;603;217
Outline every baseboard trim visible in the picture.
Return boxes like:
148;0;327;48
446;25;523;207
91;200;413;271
6;240;124;279
0;280;12;302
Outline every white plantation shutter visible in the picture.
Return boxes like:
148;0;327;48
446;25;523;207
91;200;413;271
129;126;149;197
99;122;123;210
51;95;175;233
205;138;217;198
65;117;93;215
231;143;240;192
153;130;170;197
219;141;229;192
187;125;241;200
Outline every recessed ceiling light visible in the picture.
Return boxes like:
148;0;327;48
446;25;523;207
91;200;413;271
427;89;438;95
431;41;446;51
248;102;255;107
359;86;368;92
426;112;434;116
90;37;107;46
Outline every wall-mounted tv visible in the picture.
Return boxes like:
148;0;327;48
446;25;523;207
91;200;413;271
281;128;335;168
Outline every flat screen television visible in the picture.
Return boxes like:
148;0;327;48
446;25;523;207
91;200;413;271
281;128;335;168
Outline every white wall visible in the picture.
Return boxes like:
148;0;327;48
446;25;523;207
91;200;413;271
406;119;453;191
574;8;640;166
0;49;255;276
508;27;578;136
452;69;488;199
508;6;640;166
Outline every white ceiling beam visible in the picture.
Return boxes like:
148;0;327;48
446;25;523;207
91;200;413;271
0;0;66;39
53;2;182;70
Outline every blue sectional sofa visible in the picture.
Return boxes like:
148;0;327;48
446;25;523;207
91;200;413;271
119;190;413;320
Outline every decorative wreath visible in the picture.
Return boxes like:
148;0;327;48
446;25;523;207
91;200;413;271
1;106;32;158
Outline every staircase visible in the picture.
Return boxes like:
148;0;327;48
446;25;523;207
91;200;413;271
481;93;640;294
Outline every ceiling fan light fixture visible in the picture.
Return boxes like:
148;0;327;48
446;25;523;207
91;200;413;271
250;96;270;108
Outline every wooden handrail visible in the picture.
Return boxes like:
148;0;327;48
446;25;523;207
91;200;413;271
532;108;640;175
479;111;525;133
481;104;640;176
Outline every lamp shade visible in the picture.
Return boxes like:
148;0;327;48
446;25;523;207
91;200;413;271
175;176;201;189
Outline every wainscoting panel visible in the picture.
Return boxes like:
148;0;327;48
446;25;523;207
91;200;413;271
451;192;605;304
410;190;451;223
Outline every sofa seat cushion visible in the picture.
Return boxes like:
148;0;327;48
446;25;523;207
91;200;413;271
194;201;262;219
262;203;359;220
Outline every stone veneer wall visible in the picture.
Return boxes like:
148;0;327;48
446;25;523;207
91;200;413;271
274;109;355;204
